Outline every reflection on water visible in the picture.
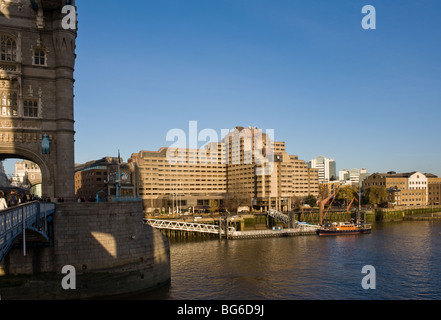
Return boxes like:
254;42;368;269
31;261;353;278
134;221;441;300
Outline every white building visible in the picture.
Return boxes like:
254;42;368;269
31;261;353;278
308;156;336;183
407;172;428;204
339;168;369;187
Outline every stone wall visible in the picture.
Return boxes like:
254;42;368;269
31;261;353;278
0;201;171;299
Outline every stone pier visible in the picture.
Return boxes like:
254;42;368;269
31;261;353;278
0;202;171;299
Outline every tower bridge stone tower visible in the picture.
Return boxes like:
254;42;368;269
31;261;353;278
0;2;172;300
0;0;76;200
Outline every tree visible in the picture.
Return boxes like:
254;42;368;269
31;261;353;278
291;195;303;210
337;186;358;206
318;184;330;201
224;181;250;214
364;186;388;207
304;194;317;207
209;206;219;215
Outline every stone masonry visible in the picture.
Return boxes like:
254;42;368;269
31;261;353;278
0;201;171;299
0;0;77;200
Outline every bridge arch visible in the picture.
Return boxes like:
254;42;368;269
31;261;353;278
0;145;54;199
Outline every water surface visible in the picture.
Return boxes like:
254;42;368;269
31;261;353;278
137;221;441;300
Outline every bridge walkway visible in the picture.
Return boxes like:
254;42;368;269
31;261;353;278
267;210;291;225
0;202;55;264
144;218;236;237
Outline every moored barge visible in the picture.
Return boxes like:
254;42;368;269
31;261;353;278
317;221;372;236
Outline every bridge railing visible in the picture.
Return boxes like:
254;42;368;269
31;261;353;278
144;219;236;235
0;202;55;264
267;210;290;224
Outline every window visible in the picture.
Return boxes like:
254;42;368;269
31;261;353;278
24;100;39;117
1;91;18;116
34;49;46;66
0;34;16;62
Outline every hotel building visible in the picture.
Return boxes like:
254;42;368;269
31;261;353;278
129;127;319;213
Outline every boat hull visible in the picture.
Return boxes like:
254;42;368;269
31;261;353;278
317;228;372;236
317;228;371;236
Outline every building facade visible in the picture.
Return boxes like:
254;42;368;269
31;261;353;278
339;168;369;187
363;171;437;206
75;162;109;201
308;156;336;183
427;174;441;206
0;161;9;187
129;127;319;213
7;159;41;195
75;157;136;202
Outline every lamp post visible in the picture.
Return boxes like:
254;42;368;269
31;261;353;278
116;150;121;201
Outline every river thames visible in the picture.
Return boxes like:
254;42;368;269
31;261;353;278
135;220;441;300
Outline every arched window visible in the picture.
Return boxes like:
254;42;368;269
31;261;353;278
0;34;17;62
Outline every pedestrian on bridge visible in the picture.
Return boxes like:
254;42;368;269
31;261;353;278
0;191;7;210
8;190;18;207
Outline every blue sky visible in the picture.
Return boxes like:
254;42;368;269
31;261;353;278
66;0;441;176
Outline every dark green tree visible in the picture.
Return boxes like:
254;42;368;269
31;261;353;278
337;186;358;206
304;194;317;207
364;186;389;207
